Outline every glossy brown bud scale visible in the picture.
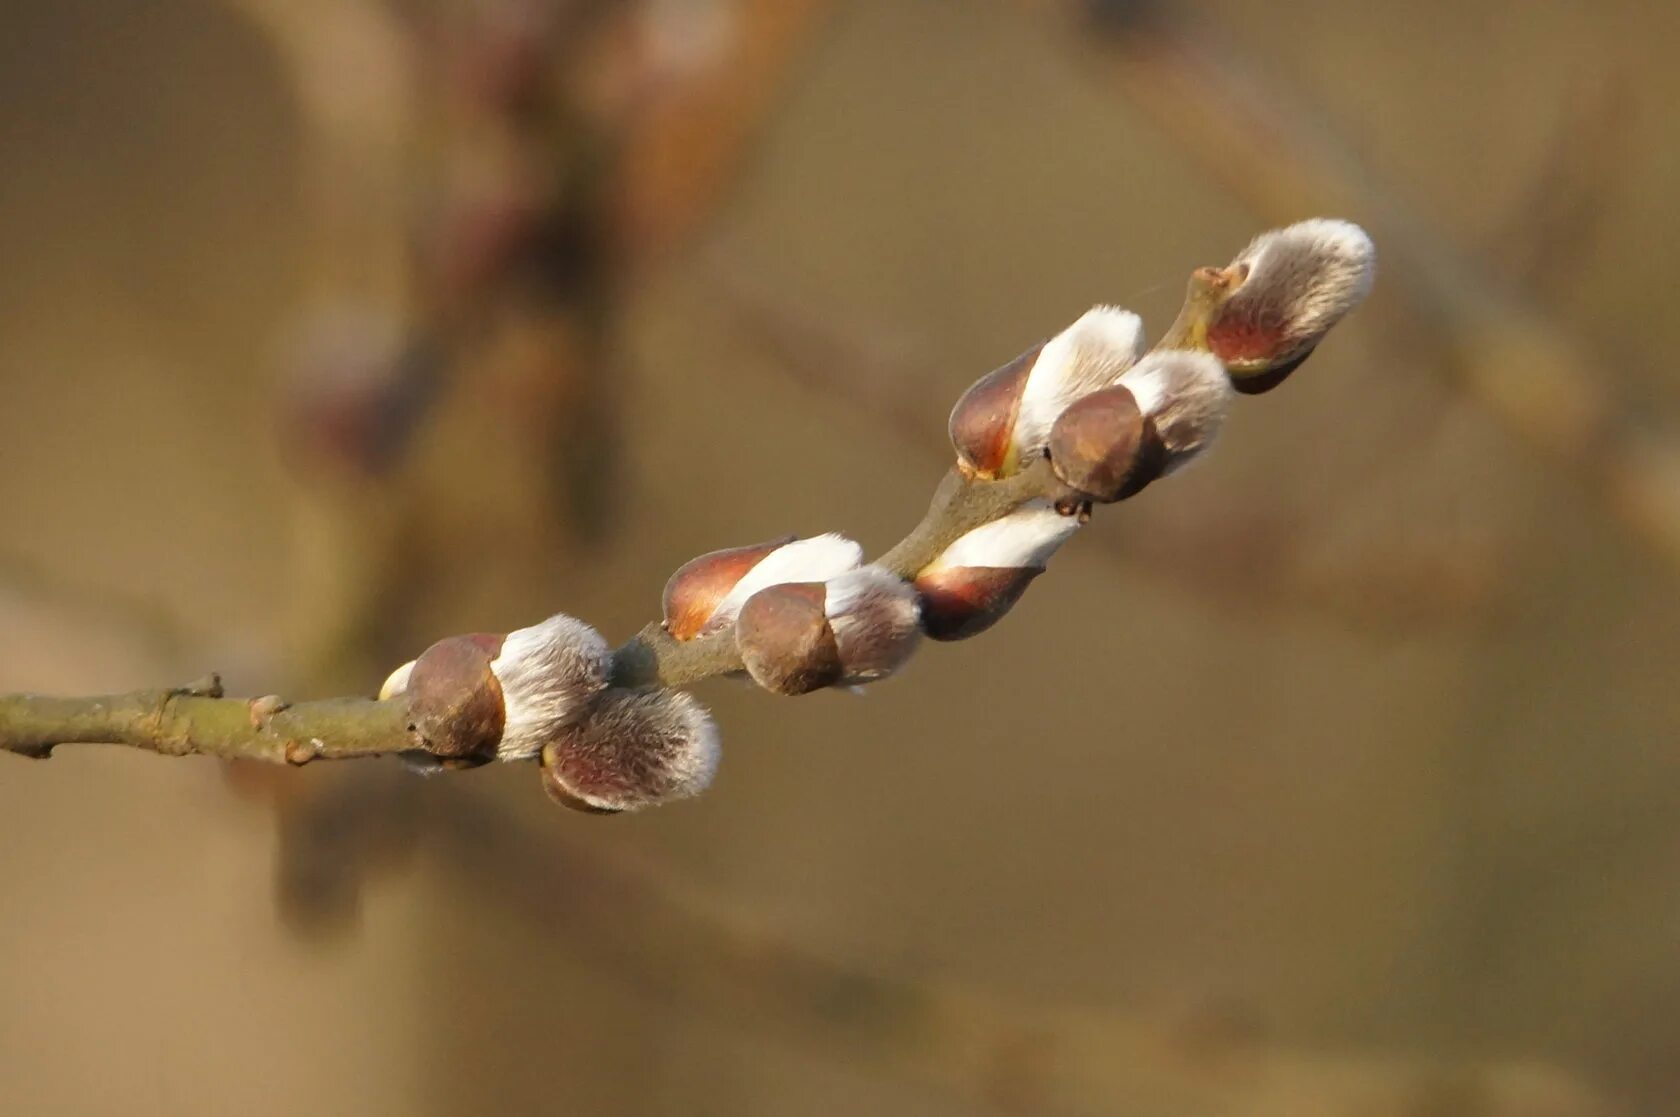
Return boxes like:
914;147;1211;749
662;535;796;640
914;566;1042;641
405;633;508;759
734;582;843;695
947;345;1039;478
1046;384;1167;502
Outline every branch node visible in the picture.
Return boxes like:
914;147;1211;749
248;694;292;730
284;737;323;766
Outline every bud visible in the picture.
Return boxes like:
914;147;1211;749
949;306;1143;478
488;613;613;761
733;583;838;695
403;633;510;761
913;501;1080;640
1206;218;1375;393
378;659;416;700
1046;384;1163;503
1113;350;1233;483
823;566;924;685
662;535;794;639
540;687;720;813
661;533;863;640
734;566;922;695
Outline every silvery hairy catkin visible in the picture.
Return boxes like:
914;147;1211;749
1206;218;1375;393
540;687;720;813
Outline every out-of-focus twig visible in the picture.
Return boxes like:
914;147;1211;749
1493;75;1633;300
209;0;841;931
222;0;419;299
428;787;1612;1117
610;0;837;269
0;549;195;661
1026;0;1680;573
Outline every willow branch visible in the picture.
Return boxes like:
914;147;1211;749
0;457;1064;764
0;216;1367;782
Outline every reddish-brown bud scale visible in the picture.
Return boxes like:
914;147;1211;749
662;535;797;640
914;566;1042;641
948;345;1038;478
1046;384;1168;502
734;583;843;695
405;633;509;760
1224;347;1314;396
1206;314;1289;367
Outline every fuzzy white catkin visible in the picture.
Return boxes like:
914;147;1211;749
922;500;1081;574
548;687;721;811
490;613;612;761
1012;306;1144;462
1226;219;1375;352
821;566;922;684
705;533;863;631
1118;350;1233;474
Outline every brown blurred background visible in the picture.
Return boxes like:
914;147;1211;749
2;0;1678;1114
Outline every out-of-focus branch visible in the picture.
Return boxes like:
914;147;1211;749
221;0;418;298
1029;0;1680;571
611;0;838;268
193;0;843;901
0;549;195;661
430;788;1613;1117
1492;76;1632;299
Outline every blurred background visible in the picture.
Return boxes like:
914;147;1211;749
1;0;1677;1113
